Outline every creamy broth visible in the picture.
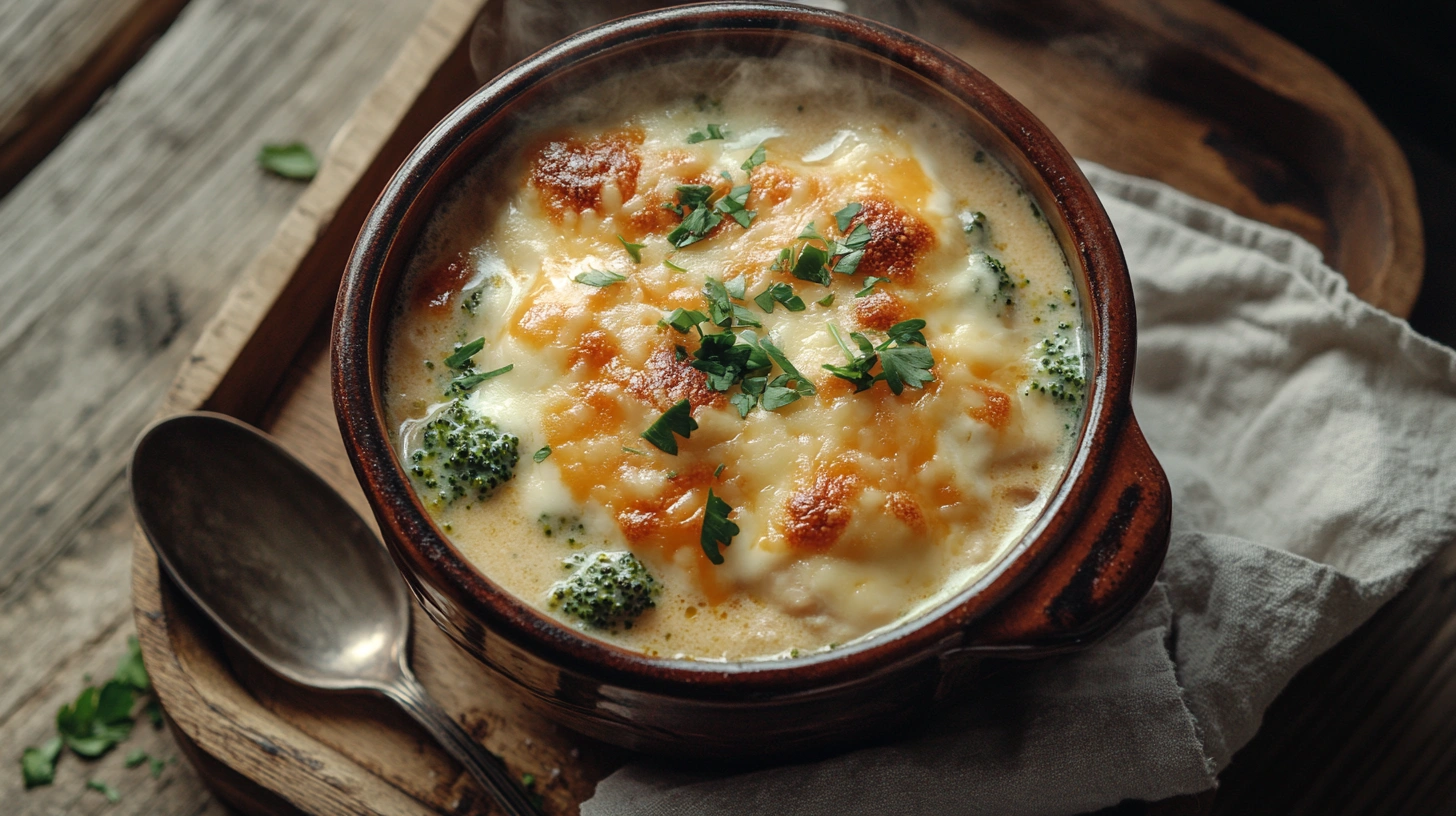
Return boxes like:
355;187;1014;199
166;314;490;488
384;58;1087;661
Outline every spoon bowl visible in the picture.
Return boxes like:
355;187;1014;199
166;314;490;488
130;412;536;816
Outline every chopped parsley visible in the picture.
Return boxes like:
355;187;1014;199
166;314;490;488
789;242;832;286
673;184;713;212
761;338;816;396
726;276;746;299
444;337;484;369
690;330;767;391
532;445;551;463
740;143;767;173
703;276;760;327
700;489;739;565
446;363;512;396
86;779;121;803
754;282;806;313
773;203;872;286
713;184;755;228
686;123;727;143
816;293;835;307
622;446;647;456
617;235;644;263
257;141;318;180
663;307;710;334
573;268;627;287
666;184;724;247
664;257;689;273
641;399;698;455
23;637;159;791
21;738;62;788
461;289;482;315
823;319;935;395
855;276;888;298
714;463;726;478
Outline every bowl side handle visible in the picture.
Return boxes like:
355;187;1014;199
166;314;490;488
960;415;1172;657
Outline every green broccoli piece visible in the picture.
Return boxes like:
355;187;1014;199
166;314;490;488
550;551;662;630
1028;334;1086;404
408;399;519;507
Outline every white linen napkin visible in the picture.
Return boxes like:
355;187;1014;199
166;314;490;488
581;162;1456;815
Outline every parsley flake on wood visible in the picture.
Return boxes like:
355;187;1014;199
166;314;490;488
57;681;136;758
700;489;739;565
257;142;318;180
641;399;698;455
686;123;727;143
86;779;121;803
574;268;627;287
21;738;62;788
616;235;644;263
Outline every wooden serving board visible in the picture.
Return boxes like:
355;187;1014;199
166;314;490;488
129;0;1424;813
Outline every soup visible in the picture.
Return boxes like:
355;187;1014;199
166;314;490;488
383;58;1086;661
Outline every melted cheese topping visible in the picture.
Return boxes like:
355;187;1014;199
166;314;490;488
384;59;1085;661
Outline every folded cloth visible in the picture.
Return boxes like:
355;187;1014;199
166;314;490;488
581;162;1456;815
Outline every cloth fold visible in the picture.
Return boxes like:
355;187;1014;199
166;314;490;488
582;163;1456;815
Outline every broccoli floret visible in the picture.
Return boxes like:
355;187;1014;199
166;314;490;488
550;551;661;630
1028;334;1086;405
407;399;518;507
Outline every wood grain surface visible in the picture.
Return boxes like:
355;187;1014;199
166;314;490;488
0;0;434;813
0;0;1445;814
0;0;190;196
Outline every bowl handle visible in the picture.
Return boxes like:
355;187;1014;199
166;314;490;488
959;415;1172;658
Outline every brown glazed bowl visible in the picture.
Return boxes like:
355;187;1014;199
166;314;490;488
333;1;1170;760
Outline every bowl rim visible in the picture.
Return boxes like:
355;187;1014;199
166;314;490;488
333;0;1136;696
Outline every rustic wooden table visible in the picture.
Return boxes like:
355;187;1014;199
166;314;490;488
1;1;1451;815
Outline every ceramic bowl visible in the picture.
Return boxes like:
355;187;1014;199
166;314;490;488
333;1;1170;759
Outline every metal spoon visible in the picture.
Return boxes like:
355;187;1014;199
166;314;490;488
130;412;537;816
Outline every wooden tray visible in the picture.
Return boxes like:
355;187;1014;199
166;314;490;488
129;0;1424;813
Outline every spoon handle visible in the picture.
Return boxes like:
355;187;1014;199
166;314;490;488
384;671;539;816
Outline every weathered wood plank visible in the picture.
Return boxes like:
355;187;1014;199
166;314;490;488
0;0;433;812
0;0;191;195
